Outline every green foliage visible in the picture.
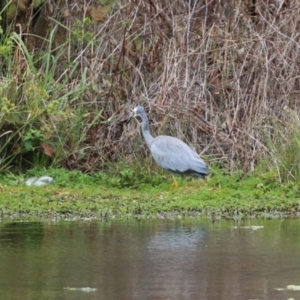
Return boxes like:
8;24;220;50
22;129;44;152
0;166;300;219
96;165;165;189
262;108;300;182
24;168;95;188
0;36;13;58
10;164;165;190
111;168;135;188
0;30;94;171
72;18;93;45
0;97;15;115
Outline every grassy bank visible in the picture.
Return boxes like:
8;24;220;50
1;167;300;220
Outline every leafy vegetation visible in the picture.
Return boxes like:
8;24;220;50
0;167;300;220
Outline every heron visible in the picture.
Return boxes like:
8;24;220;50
133;106;209;187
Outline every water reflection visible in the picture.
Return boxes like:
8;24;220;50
0;222;44;248
146;225;205;250
138;223;206;299
0;219;299;299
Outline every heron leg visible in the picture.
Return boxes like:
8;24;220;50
171;174;179;189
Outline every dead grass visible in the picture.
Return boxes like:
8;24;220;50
1;0;300;175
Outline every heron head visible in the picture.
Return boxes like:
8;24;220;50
133;106;146;118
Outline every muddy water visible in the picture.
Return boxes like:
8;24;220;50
0;218;299;300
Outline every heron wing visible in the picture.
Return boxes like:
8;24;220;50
150;136;208;175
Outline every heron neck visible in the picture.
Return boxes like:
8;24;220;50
141;117;154;148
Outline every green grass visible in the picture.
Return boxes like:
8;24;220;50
0;166;299;220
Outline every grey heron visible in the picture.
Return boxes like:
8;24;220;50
133;106;209;187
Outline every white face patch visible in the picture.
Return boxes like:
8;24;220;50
133;107;139;117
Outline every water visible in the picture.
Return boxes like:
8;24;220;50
0;218;299;300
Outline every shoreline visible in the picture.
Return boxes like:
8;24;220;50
0;174;299;221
